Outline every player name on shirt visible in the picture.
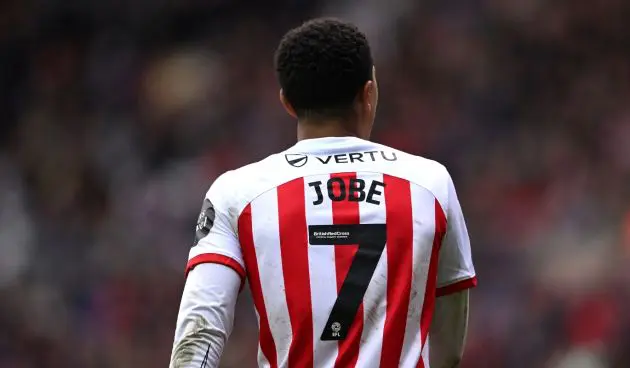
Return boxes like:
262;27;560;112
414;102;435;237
308;178;385;205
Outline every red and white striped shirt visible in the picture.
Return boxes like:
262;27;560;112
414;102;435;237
172;136;477;368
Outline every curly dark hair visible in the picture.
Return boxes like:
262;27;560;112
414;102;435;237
274;18;374;121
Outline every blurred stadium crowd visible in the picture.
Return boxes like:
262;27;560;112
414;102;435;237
1;0;630;367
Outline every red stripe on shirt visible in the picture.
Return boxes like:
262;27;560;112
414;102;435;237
380;175;414;367
238;204;278;368
185;253;246;291
416;199;447;368
277;178;315;368
331;172;363;368
436;276;478;297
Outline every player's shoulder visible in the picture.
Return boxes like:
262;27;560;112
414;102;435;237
373;142;452;203
221;151;298;187
373;142;449;181
205;152;300;212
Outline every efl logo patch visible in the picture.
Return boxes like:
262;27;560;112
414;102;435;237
285;153;308;167
193;199;215;246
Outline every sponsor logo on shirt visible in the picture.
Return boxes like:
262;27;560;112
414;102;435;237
285;151;397;167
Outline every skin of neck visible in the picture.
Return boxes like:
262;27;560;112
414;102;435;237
296;118;361;141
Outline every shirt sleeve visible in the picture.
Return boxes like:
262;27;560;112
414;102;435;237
186;172;246;286
436;171;477;297
170;263;241;368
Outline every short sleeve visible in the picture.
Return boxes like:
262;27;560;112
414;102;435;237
186;172;246;286
436;171;477;297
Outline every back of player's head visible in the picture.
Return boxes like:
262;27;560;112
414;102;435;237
274;18;374;121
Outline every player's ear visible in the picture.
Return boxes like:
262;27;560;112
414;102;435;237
371;66;379;110
360;79;377;116
279;89;298;119
362;67;378;115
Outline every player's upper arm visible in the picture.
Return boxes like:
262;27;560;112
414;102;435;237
186;171;246;286
436;169;477;297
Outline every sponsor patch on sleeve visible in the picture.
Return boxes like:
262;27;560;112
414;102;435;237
193;199;215;246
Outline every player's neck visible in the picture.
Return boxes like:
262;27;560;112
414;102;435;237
296;120;361;141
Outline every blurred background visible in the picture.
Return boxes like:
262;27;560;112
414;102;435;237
1;0;630;367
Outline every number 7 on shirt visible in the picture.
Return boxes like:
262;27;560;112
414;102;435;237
308;223;387;340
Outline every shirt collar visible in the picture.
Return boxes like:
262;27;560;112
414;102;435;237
288;136;376;154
